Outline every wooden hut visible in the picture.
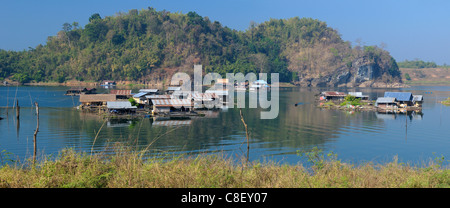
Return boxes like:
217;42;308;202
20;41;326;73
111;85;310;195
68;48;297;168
413;95;424;107
191;92;219;109
165;87;181;94
321;91;346;101
106;101;137;114
151;99;192;113
79;94;116;107
133;92;151;105
139;89;159;95
348;92;369;100
65;87;96;96
375;97;397;108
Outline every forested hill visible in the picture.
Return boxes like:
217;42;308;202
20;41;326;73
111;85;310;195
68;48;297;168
0;7;402;87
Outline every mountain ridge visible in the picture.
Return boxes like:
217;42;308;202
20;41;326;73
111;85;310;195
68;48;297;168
0;7;403;87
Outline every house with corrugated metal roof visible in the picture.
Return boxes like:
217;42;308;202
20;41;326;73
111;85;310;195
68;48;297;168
65;87;96;96
110;89;132;99
321;91;346;101
383;92;413;106
79;94;117;107
375;97;397;108
165;87;181;94
107;101;137;114
151;99;193;113
139;89;159;94
133;90;158;105
348;92;369;100
191;92;219;109
413;95;424;107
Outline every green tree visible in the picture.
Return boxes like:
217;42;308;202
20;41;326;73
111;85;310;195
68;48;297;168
89;13;102;22
405;73;411;81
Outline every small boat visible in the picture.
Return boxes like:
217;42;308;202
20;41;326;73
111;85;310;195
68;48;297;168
249;80;270;91
235;85;247;91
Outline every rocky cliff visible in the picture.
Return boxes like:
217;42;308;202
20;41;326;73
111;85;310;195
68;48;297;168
295;56;406;88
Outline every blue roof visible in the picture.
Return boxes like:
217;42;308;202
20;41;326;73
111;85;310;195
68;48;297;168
254;80;268;84
133;92;148;98
383;92;413;102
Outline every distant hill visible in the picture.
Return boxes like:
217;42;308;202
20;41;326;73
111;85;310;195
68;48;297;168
0;7;403;87
400;67;450;85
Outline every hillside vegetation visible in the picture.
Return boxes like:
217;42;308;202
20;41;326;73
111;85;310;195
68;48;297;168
0;7;402;86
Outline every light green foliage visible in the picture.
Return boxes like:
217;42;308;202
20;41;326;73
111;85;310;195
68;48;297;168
340;95;363;106
128;97;138;106
442;98;450;106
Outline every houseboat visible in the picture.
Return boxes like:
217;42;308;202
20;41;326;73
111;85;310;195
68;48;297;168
65;87;96;96
107;101;137;115
320;91;346;101
101;80;116;87
249;80;270;91
79;94;117;108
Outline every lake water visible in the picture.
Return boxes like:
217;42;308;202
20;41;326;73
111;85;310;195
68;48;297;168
0;85;449;166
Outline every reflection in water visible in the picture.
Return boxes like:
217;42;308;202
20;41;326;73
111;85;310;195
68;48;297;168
376;111;424;121
0;86;449;165
152;117;192;127
376;111;424;142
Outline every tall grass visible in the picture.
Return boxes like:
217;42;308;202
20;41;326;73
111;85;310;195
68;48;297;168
0;145;448;188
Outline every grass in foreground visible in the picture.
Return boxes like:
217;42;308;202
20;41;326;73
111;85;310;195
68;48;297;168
0;147;448;188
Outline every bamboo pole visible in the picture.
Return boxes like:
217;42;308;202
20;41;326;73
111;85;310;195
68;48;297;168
239;109;250;163
16;99;19;119
33;102;39;163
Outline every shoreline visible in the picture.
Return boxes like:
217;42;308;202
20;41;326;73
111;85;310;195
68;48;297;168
0;146;448;188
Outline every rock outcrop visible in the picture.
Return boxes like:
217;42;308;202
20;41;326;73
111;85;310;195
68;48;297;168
295;57;406;88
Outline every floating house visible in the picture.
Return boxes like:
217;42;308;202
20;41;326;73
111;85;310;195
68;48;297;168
102;80;116;86
348;92;369;100
235;81;247;91
172;90;191;100
165;87;181;94
215;78;234;90
321;91;346;101
80;94;117;107
132;92;151;105
151;99;193;113
383;92;413;106
191;92;219;109
216;79;229;85
413;95;424;107
145;95;172;107
107;101;137;114
110;90;132;99
375;97;397;108
146;94;171;100
139;89;159;94
205;89;229;104
65;87;96;96
249;80;270;91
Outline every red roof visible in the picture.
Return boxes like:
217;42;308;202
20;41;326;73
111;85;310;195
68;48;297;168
323;91;346;96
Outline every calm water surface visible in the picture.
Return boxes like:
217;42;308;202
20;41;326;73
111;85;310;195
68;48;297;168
0;85;449;165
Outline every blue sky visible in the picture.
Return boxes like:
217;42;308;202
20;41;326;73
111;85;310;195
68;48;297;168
1;0;449;64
